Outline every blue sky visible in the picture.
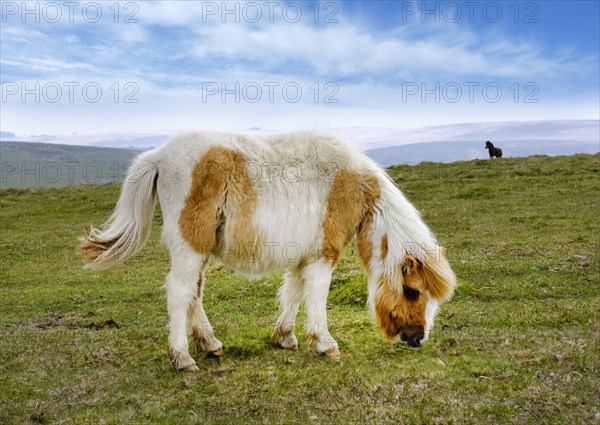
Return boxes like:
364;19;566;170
1;0;598;134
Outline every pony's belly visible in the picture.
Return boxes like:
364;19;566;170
216;205;325;276
215;240;312;278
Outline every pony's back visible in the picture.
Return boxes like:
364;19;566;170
156;131;379;275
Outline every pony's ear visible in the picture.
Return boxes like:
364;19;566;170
423;249;456;302
402;255;421;276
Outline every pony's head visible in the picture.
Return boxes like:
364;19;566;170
485;141;493;149
374;251;456;346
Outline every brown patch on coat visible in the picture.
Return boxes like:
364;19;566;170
323;169;381;266
197;274;204;298
179;147;263;263
79;232;123;263
356;176;381;272
357;233;373;272
380;235;388;260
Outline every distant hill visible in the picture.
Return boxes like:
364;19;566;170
0;142;139;188
2;136;599;188
338;119;599;150
91;135;170;149
3;120;597;151
367;139;600;167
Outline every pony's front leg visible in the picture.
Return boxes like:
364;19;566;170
273;270;303;350
166;250;205;371
302;260;340;359
189;271;223;356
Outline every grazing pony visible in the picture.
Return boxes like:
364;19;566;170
80;132;456;371
485;141;503;158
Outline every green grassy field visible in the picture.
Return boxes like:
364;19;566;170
1;154;598;424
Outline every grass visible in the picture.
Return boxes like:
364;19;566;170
1;154;598;424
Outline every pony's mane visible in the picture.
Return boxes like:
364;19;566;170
370;170;439;288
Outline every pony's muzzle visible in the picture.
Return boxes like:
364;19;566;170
400;326;425;347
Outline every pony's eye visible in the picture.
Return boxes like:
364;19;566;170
403;286;420;301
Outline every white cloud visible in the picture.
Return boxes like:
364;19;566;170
0;26;47;43
184;18;590;80
1;57;94;72
0;1;597;134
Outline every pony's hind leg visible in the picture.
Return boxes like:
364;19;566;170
302;260;340;359
273;270;304;350
166;248;206;371
189;271;223;356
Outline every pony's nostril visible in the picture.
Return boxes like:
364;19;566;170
407;335;424;347
400;332;409;342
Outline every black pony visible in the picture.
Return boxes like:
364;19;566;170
485;141;502;158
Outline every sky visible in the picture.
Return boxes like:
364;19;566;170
1;0;599;135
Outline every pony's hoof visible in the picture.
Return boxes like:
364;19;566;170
324;346;341;360
182;364;200;372
280;342;298;350
169;347;198;371
279;334;298;350
210;348;224;356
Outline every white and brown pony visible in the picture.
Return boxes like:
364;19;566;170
80;132;456;371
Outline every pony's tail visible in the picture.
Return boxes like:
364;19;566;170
79;150;159;271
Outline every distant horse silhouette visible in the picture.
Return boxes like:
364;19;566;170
485;141;502;158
